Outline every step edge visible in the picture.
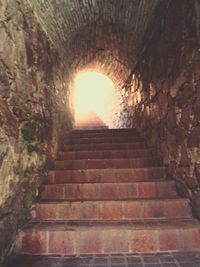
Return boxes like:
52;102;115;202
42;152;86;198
49;166;166;173
36;197;189;205
42;180;175;186
55;157;153;163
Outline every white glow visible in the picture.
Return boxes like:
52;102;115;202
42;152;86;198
74;72;116;127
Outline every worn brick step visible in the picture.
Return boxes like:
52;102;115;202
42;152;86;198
67;137;143;145
74;128;110;131
74;125;108;129
71;128;137;134
16;219;200;254
75;120;105;123
54;158;154;170
35;199;191;221
48;167;166;184
65;136;143;145
40;181;177;201
75;122;107;126
75;120;107;124
68;130;139;139
75;121;107;124
63;142;146;151
58;149;151;160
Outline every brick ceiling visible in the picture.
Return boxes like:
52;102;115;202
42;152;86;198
26;0;161;84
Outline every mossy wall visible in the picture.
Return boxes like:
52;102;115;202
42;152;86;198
0;0;72;262
121;0;200;217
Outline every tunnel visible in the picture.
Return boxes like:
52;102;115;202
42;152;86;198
0;0;200;265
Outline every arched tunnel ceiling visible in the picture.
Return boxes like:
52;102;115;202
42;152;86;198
26;0;161;84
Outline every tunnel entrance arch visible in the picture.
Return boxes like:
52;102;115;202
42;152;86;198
73;71;121;129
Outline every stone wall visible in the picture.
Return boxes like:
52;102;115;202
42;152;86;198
122;0;200;217
1;0;200;263
0;0;72;262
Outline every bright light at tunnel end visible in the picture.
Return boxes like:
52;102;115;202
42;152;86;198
74;71;116;127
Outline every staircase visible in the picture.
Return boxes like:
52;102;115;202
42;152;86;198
74;112;108;129
15;127;200;256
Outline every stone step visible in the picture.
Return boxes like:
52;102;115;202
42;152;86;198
40;180;177;201
16;219;200;254
63;142;146;151
58;149;151;160
48;167;166;184
65;136;143;145
35;198;191;221
54;158;155;170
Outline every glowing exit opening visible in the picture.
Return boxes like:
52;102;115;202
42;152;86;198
74;71;116;128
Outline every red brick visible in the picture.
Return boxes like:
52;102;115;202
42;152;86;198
40;202;101;221
142;201;164;218
58;152;76;160
63;142;146;151
50;167;166;184
55;160;87;170
117;183;138;198
138;182;156;198
87;159;109;169
113;159;131;168
77;231;102;254
115;169;134;181
130;158;152;168
164;200;191;218
85;169;114;183
21;231;47;254
41;182;179;201
48;171;55;184
68;149;149;159
70;129;137;138
130;168;150;181
103;150;120;158
80;202;101;219
49;231;75;254
40;185;64;200
184;228;200;250
131;230;157;252
36;199;191;221
64;184;82;199
156;181;177;197
158;229;182;251
82;184;100;199
101;184;119;198
36;204;58;220
123;202;142;219
103;230;129;253
101;202;123;220
57;203;81;220
68;136;141;145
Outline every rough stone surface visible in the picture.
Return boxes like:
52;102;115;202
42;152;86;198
0;0;72;263
1;0;200;264
119;0;200;218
